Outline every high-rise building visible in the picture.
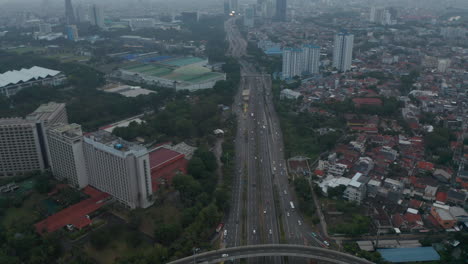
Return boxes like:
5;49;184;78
75;4;90;23
0;118;44;177
38;23;52;34
66;25;79;41
47;123;88;188
332;32;354;72
224;0;231;15
370;7;392;25
90;4;104;28
369;7;376;22
83;131;153;209
0;102;68;177
265;0;276;18
275;0;287;21
65;0;76;25
302;44;320;74
244;5;255;27
282;44;320;79
437;59;451;73
282;48;303;79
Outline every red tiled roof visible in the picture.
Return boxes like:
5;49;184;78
403;212;423;224
417;161;434;171
149;147;185;170
436;192;448;203
35;186;110;235
392;214;404;228
352;98;383;107
314;170;325;176
409;199;423;209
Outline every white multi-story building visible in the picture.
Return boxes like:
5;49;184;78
437;59;451;73
343;172;367;204
302;44;320;74
83;131;153;209
332;32;354;72
282;48;303;79
47;123;88;188
0;102;67;177
38;23;52;34
127;18;156;30
0;118;44;177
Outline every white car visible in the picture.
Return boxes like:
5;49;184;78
287;212;290;217
222;254;229;257
269;229;272;235
284;190;287;195
253;229;256;234
323;241;330;247
298;220;302;225
263;210;267;214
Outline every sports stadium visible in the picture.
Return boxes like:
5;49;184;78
114;56;226;91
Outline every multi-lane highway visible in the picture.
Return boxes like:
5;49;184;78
222;17;330;264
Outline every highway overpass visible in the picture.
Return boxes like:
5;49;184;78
168;244;374;264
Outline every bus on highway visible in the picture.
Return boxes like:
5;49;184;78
290;201;295;210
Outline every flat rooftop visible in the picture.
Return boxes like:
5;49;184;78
149;147;184;170
85;130;146;152
378;247;440;263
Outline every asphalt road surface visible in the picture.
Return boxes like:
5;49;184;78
222;18;330;264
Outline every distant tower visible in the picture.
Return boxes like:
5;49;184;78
332;32;354;72
302;44;320;74
90;4;104;28
275;0;287;21
65;0;76;25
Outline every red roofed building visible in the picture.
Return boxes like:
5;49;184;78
35;186;110;235
149;147;188;192
352;98;383;107
417;161;434;172
436;192;448;203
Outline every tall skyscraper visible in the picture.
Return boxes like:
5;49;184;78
224;0;231;15
66;25;79;41
265;0;276;18
65;0;76;25
244;5;255;27
0;102;68;177
90;4;104;28
332;32;354;72
47;123;88;188
275;0;287;21
83;131;154;209
282;48;303;79
302;44;320;74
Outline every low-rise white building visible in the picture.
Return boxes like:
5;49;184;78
280;89;301;100
0;66;66;97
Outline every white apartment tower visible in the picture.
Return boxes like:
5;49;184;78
333;32;354;72
83;131;153;209
302;44;320;74
47;123;88;188
0;102;67;177
282;48;303;79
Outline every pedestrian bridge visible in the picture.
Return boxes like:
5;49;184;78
168;244;374;264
